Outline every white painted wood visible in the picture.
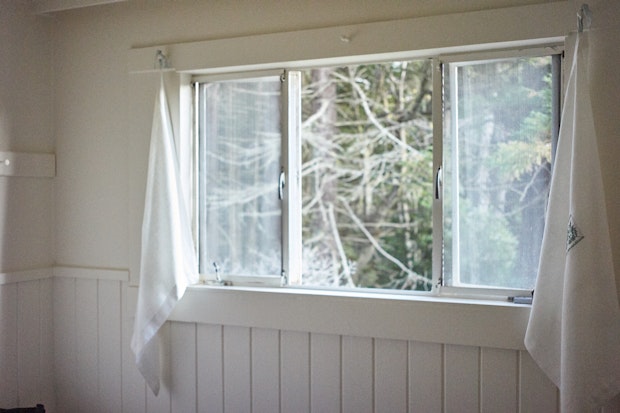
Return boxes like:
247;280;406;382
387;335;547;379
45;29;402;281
280;330;310;413
0;283;18;408
75;278;99;413
223;325;251;413
375;338;408;413
0;151;55;178
17;280;40;407
0;267;52;285
444;344;480;413
519;350;558;413
146;322;171;413
342;335;373;413
53;276;76;412
39;277;55;412
310;333;341;412
251;328;280;413
128;3;572;74
121;284;146;413
197;323;224;413
409;341;443;412
481;347;517;413
173;286;531;350
53;265;129;282
97;280;122;413
170;322;197;413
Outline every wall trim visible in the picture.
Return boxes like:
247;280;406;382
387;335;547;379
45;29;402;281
127;2;572;75
53;265;130;281
0;267;53;285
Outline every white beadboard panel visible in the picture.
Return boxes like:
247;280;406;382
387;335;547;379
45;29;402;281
251;328;280;413
310;333;341;412
170;322;197;413
53;276;77;412
519;350;558;413
280;330;310;413
342;335;373;413
98;280;122;413
375;338;408;413
146;322;172;413
121;283;147;413
197;323;224;413
444;344;480;413
0;267;52;285
75;278;99;413
481;347;517;413
223;326;252;413
409;341;443;412
17;280;41;407
39;277;55;412
0;283;18;408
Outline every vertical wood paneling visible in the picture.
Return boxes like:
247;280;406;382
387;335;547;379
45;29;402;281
98;280;122;413
251;328;280;413
39;278;55;412
375;338;408;413
54;276;76;412
75;278;99;413
17;280;40;407
121;284;146;413
0;283;18;408
342;335;373;413
170;322;197;413
197;323;224;413
281;330;310;413
310;333;341;412
519;350;558;413
409;341;443;412
146;322;171;413
223;325;251;413
445;344;480;413
481;347;517;413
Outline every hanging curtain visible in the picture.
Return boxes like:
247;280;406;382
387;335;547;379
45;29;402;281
131;75;198;395
525;32;620;412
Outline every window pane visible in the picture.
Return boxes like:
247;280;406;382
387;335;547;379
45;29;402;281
443;56;556;289
197;78;282;277
300;62;433;290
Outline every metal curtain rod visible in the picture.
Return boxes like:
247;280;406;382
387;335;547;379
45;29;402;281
578;3;592;32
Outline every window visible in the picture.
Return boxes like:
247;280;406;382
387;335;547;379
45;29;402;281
193;48;561;295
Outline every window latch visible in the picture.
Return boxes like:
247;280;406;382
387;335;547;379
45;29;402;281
278;168;286;200
434;166;442;200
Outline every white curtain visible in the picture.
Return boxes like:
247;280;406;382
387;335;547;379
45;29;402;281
525;32;620;412
131;75;198;395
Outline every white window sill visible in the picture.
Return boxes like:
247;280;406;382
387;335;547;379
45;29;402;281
169;284;531;350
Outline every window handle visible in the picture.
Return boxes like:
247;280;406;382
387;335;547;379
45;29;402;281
435;166;442;200
278;168;286;200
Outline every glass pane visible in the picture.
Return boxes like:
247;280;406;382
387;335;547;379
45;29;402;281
300;61;434;290
197;78;282;277
443;56;554;289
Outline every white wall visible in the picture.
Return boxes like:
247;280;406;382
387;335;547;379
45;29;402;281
0;1;55;410
2;0;620;411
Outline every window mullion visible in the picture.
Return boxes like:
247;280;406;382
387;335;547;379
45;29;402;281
282;70;302;285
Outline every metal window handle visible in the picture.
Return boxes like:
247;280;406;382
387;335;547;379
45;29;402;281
435;166;442;200
279;168;286;200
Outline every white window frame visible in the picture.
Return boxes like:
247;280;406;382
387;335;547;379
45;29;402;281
191;45;562;301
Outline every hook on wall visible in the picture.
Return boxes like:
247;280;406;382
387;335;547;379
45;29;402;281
578;3;592;32
155;49;171;70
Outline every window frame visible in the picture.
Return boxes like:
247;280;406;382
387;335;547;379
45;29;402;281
190;43;562;300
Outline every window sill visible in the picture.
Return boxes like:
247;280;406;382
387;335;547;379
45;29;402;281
169;284;531;350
